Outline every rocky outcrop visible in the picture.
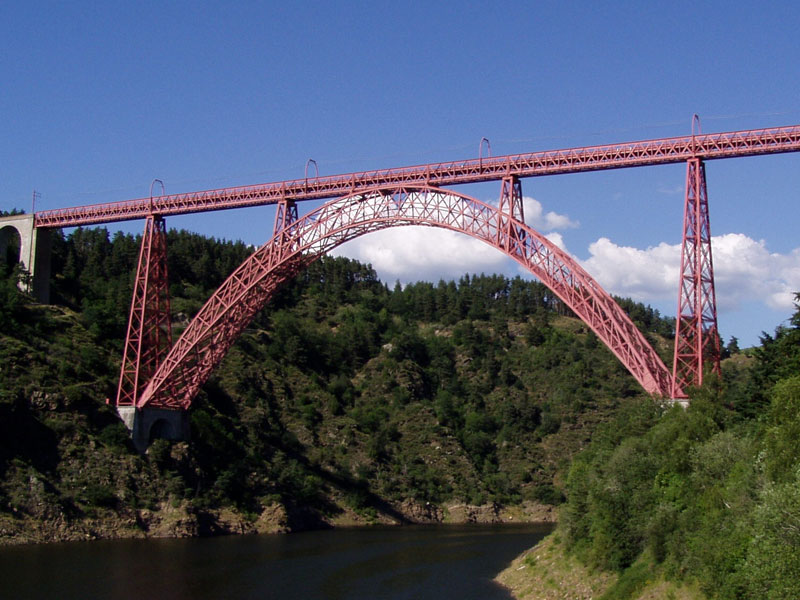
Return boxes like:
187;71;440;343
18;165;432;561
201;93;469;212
445;501;557;524
0;496;557;546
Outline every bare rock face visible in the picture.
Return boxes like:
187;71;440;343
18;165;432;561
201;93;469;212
513;501;557;523
445;502;502;523
255;503;290;534
198;508;258;536
444;500;558;524
138;502;266;538
395;499;444;523
142;502;200;538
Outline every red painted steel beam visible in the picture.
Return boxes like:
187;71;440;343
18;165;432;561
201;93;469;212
139;186;673;409
671;159;721;398
34;124;800;229
116;215;172;407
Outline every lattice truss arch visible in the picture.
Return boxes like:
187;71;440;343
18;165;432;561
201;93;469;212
139;185;674;409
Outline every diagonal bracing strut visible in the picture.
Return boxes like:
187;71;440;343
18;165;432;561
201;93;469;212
116;215;173;407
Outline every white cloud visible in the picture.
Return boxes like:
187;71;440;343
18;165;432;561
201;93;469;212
543;231;568;252
330;226;508;284
580;238;678;302
523;196;579;231
326;189;800;332
579;233;800;313
711;234;800;312
330;195;579;285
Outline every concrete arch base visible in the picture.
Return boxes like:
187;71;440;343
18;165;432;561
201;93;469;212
117;406;190;454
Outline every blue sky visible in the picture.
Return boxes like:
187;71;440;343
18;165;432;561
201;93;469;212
2;1;799;347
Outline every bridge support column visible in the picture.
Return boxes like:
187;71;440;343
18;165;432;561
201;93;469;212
117;406;190;454
273;198;298;242
117;215;172;407
0;214;51;303
671;157;721;399
497;176;525;250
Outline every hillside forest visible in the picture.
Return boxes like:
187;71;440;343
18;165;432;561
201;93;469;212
1;222;799;599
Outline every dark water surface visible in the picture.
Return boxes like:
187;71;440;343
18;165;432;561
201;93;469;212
0;523;552;599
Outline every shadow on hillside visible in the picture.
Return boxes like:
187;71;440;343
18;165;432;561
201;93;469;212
0;394;60;478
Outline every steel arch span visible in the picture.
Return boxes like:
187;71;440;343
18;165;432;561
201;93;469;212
139;187;674;409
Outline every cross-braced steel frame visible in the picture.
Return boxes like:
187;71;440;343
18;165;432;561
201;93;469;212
135;185;673;410
671;158;720;398
116;215;172;406
89;122;800;412
33;124;800;228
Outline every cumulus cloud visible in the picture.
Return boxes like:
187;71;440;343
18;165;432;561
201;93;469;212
330;226;508;284
543;231;569;252
324;185;799;346
711;234;800;312
331;195;579;285
580;238;678;302
326;186;800;325
523;196;579;231
579;233;800;313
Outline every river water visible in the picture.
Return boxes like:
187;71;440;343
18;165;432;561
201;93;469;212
0;523;552;599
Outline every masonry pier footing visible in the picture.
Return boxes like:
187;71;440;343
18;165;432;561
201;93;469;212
117;406;190;454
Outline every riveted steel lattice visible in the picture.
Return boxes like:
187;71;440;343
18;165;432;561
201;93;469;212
671;159;721;398
497;175;525;250
33;124;800;229
116;215;172;407
139;186;672;409
40;123;800;411
273;198;298;247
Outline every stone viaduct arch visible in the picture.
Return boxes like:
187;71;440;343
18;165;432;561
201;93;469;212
0;223;22;267
0;214;51;302
138;186;673;410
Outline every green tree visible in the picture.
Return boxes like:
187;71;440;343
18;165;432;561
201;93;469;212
0;270;25;332
743;478;800;600
762;375;800;483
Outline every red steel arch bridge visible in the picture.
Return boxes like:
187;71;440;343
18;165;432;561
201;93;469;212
30;121;800;413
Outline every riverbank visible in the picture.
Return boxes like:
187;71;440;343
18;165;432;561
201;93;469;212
496;532;706;600
0;498;557;546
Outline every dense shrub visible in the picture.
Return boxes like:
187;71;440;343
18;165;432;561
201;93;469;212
561;295;800;598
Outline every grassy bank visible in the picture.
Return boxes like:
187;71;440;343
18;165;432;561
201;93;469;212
497;532;706;600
